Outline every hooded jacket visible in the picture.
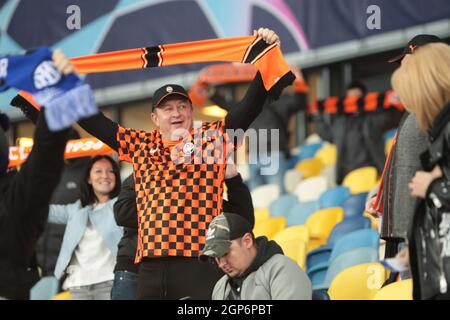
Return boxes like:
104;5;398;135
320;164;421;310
212;237;312;300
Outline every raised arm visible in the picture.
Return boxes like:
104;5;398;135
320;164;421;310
6;110;68;237
224;28;280;132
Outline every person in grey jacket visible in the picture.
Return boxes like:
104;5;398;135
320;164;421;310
200;212;311;300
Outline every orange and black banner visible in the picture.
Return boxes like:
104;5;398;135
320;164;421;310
70;36;295;97
308;90;404;115
8;137;114;168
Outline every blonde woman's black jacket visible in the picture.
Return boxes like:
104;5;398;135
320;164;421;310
0;113;68;299
410;103;450;300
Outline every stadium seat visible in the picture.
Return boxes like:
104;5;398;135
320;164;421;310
286;201;320;226
385;137;394;156
342;192;369;218
305;207;344;251
251;184;280;209
294;176;328;202
254;208;270;225
363;211;380;230
269;194;298;217
306;216;372;269
342;166;378;194
298;142;323;161
307;229;379;285
328;262;387;300
277;239;307;270
313;247;379;290
373;279;413;300
284;169;302;194
304;134;323;145
253;216;287;240
273;225;310;245
52;291;71;300
295;158;324;179
320;165;337;187
319;186;350;208
30;276;59;300
315;144;337;166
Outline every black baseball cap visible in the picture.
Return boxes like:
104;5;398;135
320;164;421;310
388;34;442;63
152;84;192;111
199;212;253;261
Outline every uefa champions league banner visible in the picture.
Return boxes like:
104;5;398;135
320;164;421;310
1;0;449;91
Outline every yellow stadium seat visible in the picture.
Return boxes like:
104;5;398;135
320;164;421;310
278;239;307;270
254;208;270;225
342;166;378;194
51;291;71;300
295;158;324;179
272;225;309;244
253;216;287;240
373;279;413;300
315;144;337;166
385;138;394;156
305;207;344;251
328;263;388;300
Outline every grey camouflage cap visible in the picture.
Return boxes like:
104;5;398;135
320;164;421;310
199;212;252;261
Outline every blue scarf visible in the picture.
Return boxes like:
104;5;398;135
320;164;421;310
0;47;97;131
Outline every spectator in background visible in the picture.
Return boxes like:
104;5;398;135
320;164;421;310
111;163;254;300
200;212;312;300
364;35;443;283
36;128;91;278
47;155;122;300
209;75;308;195
0;110;69;300
314;81;403;184
392;42;450;300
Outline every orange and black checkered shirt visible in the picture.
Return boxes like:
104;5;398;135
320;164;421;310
117;120;232;262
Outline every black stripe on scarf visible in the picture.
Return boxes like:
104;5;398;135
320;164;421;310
143;46;162;68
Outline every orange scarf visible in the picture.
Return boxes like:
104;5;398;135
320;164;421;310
71;36;295;99
308;90;404;115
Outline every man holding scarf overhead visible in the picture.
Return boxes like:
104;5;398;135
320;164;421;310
14;28;294;299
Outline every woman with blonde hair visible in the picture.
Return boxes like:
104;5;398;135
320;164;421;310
391;42;450;300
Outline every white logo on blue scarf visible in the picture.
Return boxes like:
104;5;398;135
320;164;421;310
34;61;61;89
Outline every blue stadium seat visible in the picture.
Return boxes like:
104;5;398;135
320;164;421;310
287;143;323;169
313;247;379;290
286;201;320;226
307;229;379;286
268;194;298;217
306;216;372;269
342;192;368;218
319;186;350;209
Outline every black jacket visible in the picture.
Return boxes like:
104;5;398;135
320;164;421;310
0;113;68;299
113;173;255;274
314;109;403;184
410;103;450;300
